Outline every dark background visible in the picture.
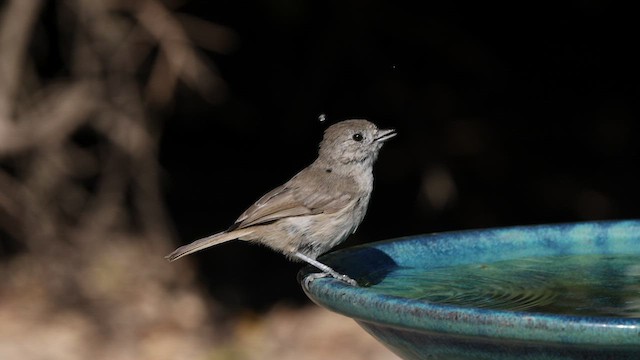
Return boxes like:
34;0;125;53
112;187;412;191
159;1;640;311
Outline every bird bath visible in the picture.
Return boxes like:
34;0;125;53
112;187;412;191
299;221;640;359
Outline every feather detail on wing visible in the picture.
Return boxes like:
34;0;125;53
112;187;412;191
231;168;355;229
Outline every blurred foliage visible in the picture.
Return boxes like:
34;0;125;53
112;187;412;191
0;1;231;359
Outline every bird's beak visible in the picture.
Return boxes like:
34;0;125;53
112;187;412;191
375;128;397;142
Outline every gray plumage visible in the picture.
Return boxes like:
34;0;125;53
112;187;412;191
166;119;396;285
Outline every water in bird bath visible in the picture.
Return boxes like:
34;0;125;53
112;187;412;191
368;253;640;317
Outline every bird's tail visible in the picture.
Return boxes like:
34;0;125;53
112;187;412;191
165;228;255;262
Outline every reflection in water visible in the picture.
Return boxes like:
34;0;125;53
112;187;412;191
369;254;640;318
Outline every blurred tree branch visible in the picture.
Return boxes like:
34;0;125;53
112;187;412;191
0;0;43;121
0;1;236;357
1;0;233;252
0;0;235;296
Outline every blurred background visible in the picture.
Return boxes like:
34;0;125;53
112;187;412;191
1;0;639;359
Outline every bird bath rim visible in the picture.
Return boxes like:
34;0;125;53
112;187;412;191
299;220;640;347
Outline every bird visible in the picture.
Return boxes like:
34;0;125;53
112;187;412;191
166;119;396;285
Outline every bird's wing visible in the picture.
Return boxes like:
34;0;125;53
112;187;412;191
232;169;354;229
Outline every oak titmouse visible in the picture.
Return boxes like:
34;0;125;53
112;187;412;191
166;119;396;285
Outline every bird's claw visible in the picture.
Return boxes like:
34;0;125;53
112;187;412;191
304;272;358;287
339;274;358;286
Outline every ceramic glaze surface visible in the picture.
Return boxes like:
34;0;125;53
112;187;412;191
299;221;640;360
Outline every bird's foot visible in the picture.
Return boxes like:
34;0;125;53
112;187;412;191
294;252;358;286
304;272;358;287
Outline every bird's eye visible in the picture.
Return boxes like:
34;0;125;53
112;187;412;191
352;133;364;142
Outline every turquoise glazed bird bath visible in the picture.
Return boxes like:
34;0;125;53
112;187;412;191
299;221;640;360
